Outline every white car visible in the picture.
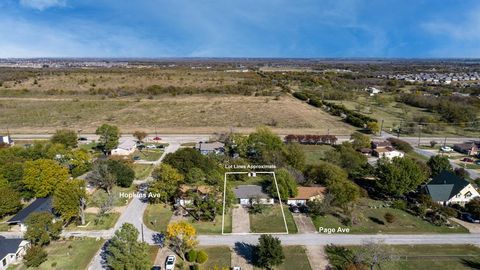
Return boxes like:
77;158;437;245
440;146;453;152
165;255;176;270
233;267;243;270
146;144;157;149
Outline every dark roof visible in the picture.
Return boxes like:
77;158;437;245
426;171;470;202
7;197;53;224
0;236;24;259
234;185;270;199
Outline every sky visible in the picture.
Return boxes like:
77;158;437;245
1;0;480;58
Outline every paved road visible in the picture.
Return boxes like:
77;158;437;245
414;147;480;179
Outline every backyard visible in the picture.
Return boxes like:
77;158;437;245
249;205;297;233
311;199;468;234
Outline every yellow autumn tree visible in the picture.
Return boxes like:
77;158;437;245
23;159;69;197
166;221;198;261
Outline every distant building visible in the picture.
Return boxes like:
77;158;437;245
0;237;30;270
373;146;404;160
175;185;215;207
111;140;137;156
195;141;225;155
371;140;392;149
364;87;382;96
7;197;53;232
234;185;274;205
0;135;13;146
426;171;480;206
453;142;479;156
287;186;326;206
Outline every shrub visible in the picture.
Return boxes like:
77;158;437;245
384;212;395;223
391;200;407;211
196;250;208;264
292;92;308;101
190;264;200;270
186;249;198;262
386;138;413;153
24;245;48;268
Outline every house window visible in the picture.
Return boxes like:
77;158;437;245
465;191;472;198
2;258;6;266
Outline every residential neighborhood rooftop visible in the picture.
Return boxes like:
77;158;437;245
7;197;53;224
289;186;326;200
0;236;24;260
426;171;470;202
233;185;270;199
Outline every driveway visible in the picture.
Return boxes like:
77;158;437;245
232;205;250;234
292;213;317;233
154;247;176;268
451;218;480;233
305;245;330;270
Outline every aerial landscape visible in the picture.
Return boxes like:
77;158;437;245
1;1;480;270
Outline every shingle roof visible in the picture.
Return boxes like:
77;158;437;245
7;197;53;224
0;236;24;259
195;142;225;151
426;171;470;202
289;186;326;200
234;185;270;199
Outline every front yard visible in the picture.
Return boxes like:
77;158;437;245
143;203;173;233
190;212;232;234
312;199;468;234
65;213;120;231
253;246;312;270
249;205;297;233
200;246;232;269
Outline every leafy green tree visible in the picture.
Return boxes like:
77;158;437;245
24;245;48;268
307;193;334;217
0;186;22;217
268;168;297;201
106;223;150;270
304;162;349;186
366;121;380;134
328;178;361;208
427;155;452;177
163;148;216;176
95;124;120;153
106;159;135;187
326;143;369;178
149;164;184;203
25;212;62;246
89;160;116;194
465;198;480;219
350;132;371;150
53;179;86;224
67;149;92;177
185;167;206;183
246;127;284;162
23;159;69;197
256;235;285;269
51;129;78;148
376;157;428;196
283;143;306;171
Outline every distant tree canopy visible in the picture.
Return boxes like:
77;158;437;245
163;147;221;183
106;223;150;270
376;157;429;197
268;168;298;201
53;179;86;223
23;159;69;197
51;129;78;148
350;132;371;150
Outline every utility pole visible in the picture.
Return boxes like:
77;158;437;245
417;125;422;147
380;119;384;137
141;224;144;242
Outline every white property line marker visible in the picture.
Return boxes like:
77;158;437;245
221;171;289;235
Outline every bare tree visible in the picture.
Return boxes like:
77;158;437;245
89;161;116;194
354;240;397;270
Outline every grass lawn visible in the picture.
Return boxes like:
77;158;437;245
143;203;173;233
311;199;468;234
301;144;335;165
253;246;312;270
250;205;297;233
345;245;480;270
65;213;120;230
88;185;135;207
7;238;104;270
199;246;231;269
148;245;160;267
132;163;154;180
0;215;12;231
132;149;163;161
191;212;232;234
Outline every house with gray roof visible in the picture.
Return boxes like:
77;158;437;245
7;197;53;232
233;185;274;205
426;171;480;206
0;237;29;270
195;141;225;155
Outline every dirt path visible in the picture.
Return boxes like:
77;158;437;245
305;245;330;270
232;205;250;234
293;213;317;233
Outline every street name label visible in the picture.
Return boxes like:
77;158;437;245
319;227;350;234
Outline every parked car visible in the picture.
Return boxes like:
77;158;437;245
156;144;165;149
165;255;176;270
146;144;157;149
475;160;480;165
151;266;161;270
78;137;88;141
440;146;453;152
461;157;474;163
460;213;480;223
133;156;141;161
137;144;146;150
233;267;242;270
289;205;300;213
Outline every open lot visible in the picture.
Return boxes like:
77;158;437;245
7;238;103;270
312;198;468;234
65;213;120;231
132;163;155;179
200;246;232;269
249;205;297;233
300;144;335;165
252;246;312;270
143;203;173;233
0;95;354;134
131;149;163;161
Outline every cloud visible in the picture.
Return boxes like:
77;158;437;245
19;0;66;10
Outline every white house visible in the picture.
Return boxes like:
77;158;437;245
111;140;137;156
234;185;274;205
175;185;215;207
287;186;326;206
426;171;480;206
373;147;404;160
0;237;30;270
0;135;13;146
364;87;382;96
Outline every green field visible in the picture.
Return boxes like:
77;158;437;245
300;144;335;165
253;246;312;270
312;199;468;234
191;212;232;234
250;205;297;233
131;149;163;161
143;203;173;233
132;163;155;179
8;238;103;270
65;213;120;230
